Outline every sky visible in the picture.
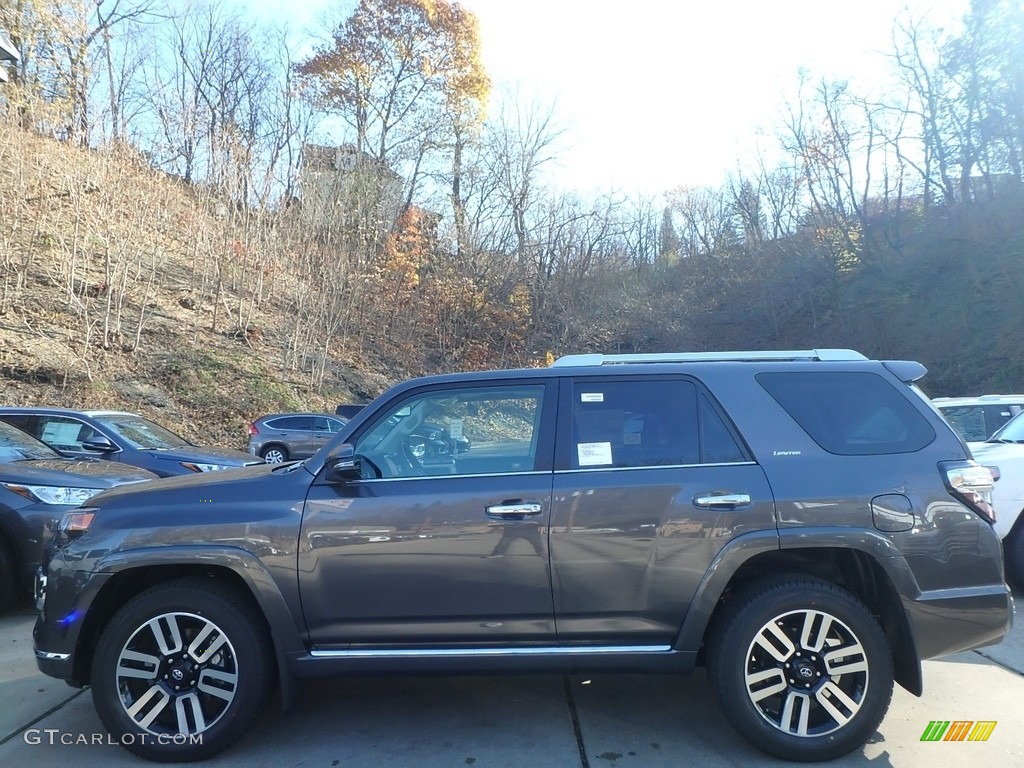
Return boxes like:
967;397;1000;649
252;0;971;198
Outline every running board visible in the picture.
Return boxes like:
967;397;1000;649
290;645;696;677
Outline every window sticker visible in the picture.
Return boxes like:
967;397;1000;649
41;421;82;446
449;420;464;440
580;392;604;403
578;441;613;466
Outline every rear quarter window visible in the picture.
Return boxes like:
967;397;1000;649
757;371;935;455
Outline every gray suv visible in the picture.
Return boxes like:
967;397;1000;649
32;350;1012;762
247;413;348;464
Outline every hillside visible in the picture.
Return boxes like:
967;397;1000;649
0;125;394;449
3;124;1024;457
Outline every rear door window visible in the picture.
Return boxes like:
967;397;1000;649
269;416;313;431
757;371;935;455
562;378;746;469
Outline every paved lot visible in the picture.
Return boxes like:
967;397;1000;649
0;599;1022;767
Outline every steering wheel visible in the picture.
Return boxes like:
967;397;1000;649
399;439;425;475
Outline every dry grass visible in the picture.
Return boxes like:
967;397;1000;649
0;125;392;448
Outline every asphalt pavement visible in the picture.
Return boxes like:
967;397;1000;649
0;598;1022;768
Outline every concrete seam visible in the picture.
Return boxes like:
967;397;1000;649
971;648;1024;677
0;686;88;746
562;675;590;768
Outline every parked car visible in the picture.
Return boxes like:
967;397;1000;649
0;408;259;477
0;420;156;612
334;404;366;419
247;413;349;463
933;394;1024;442
968;409;1024;587
34;349;1009;762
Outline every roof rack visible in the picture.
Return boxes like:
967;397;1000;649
550;349;868;367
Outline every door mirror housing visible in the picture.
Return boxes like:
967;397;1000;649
81;435;118;453
324;443;361;483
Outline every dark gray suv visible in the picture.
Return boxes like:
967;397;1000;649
32;350;1012;762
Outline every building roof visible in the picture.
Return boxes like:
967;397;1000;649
300;143;402;181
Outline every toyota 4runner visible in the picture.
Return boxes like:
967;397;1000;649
32;350;1012;762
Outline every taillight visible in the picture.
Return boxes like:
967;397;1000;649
248;422;259;436
941;461;996;524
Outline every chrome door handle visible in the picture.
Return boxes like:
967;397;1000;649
693;493;751;510
486;502;543;520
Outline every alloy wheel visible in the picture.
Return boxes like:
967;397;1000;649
262;448;286;464
743;608;869;738
114;612;239;736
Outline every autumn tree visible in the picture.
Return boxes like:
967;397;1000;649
297;0;488;170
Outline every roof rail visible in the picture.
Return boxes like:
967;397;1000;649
550;349;869;367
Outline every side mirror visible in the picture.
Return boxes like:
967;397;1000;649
82;435;117;453
324;443;361;482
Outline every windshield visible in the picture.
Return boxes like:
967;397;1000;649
0;420;63;462
991;412;1024;443
95;414;192;450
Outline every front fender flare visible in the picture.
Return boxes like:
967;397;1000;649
91;545;305;708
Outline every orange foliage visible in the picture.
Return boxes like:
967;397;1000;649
296;0;489;159
378;206;431;299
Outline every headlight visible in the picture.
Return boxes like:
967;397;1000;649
180;462;230;472
2;483;101;506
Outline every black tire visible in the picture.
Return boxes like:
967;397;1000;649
0;540;17;614
1003;522;1024;591
91;579;274;762
707;576;894;762
259;444;289;464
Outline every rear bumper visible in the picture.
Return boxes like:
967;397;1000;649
904;585;1013;660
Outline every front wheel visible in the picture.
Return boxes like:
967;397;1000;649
707;576;893;762
91;579;274;762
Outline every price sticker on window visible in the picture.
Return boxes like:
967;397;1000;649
578;442;613;466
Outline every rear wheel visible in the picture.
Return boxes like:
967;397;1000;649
259;444;288;464
707;576;893;762
91;579;273;761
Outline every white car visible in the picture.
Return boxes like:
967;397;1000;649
935;394;1024;442
970;411;1024;587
